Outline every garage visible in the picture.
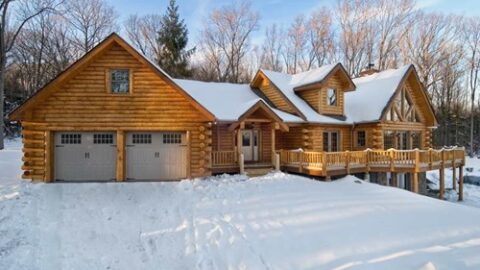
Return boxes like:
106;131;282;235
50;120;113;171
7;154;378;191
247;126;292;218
55;132;117;181
126;132;188;181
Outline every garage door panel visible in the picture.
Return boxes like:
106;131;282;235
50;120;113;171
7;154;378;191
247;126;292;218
126;132;187;181
55;132;116;181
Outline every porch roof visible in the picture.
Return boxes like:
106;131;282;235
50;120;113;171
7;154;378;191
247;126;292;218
174;79;303;123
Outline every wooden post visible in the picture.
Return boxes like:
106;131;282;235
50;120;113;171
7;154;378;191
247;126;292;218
44;130;53;183
412;173;419;193
458;166;464;201
275;153;280;171
389;149;394;172
271;125;276;166
239;153;245;174
439;167;445;200
116;130;125;182
391;172;397;187
345;151;351;175
452;164;457;191
236;129;242;156
299;151;304;173
428;148;433;170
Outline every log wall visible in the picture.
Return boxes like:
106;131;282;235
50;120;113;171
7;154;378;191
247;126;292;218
20;43;212;181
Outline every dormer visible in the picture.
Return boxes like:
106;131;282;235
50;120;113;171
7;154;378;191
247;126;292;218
293;64;355;116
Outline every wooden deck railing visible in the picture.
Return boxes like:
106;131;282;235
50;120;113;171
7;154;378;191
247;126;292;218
212;151;237;166
279;147;466;177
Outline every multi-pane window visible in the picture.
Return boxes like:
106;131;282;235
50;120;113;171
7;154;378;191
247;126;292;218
61;134;81;144
411;132;422;149
356;130;366;147
94;134;114;144
384;131;394;149
326;88;337;106
323;131;339;152
133;134;152;144
110;69;130;93
163;133;182;144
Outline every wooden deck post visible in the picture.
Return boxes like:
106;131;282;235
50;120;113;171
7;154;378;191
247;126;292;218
389;149;394;172
116;130;125;182
412;173;419;193
299;151;304;173
452;164;457;191
391;172;397;187
458;166;464;201
345;151;351;175
439;166;445;200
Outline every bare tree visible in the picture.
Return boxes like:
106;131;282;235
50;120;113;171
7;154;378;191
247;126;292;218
308;7;336;67
65;0;117;54
197;1;259;83
259;24;283;72
464;17;480;154
336;0;371;76
124;14;162;59
0;0;59;149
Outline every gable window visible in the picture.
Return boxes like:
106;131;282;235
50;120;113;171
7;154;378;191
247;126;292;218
323;131;339;152
326;88;337;106
356;130;366;147
110;69;130;93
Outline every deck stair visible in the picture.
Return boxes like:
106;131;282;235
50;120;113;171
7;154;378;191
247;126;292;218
244;163;274;177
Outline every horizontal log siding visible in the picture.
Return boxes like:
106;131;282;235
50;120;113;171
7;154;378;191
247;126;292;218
212;124;234;151
22;44;212;181
260;125;272;162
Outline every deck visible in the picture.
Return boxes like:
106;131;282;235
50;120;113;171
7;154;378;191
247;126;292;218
212;147;466;200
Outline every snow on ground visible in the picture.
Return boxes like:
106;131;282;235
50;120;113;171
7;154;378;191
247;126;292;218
427;157;480;208
2;140;480;270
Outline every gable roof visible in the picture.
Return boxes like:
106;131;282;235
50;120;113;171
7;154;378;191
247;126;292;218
345;65;437;126
8;33;215;121
174;79;303;123
259;64;353;124
345;65;411;123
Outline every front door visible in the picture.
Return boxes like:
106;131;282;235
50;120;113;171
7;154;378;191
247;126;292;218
396;131;409;150
241;129;259;162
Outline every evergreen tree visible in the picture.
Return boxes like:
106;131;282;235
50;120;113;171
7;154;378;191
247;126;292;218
157;0;194;78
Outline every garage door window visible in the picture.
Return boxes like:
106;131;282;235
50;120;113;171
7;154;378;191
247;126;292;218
132;134;152;144
61;134;81;144
94;134;114;144
163;133;181;144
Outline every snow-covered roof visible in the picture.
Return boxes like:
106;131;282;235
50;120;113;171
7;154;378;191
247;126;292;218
173;79;303;123
345;65;412;123
261;65;351;124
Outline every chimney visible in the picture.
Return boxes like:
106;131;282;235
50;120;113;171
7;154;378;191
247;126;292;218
359;63;379;77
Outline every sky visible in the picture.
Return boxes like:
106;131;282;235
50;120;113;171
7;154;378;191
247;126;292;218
106;0;480;44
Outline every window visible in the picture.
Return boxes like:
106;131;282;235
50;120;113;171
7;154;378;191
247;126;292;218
94;134;114;144
110;69;130;93
384;131;394;149
61;133;81;144
356;130;366;147
242;132;251;146
411;132;422;149
163;133;182;144
326;88;337;106
323;131;339;152
132;134;152;144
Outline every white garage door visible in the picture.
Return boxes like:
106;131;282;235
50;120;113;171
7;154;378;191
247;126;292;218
55;132;116;181
126;132;188;181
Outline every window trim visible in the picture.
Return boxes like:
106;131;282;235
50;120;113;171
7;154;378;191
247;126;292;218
326;88;337;107
355;130;367;148
106;68;133;94
323;130;340;152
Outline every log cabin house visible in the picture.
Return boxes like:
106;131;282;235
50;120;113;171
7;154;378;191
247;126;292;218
8;33;465;199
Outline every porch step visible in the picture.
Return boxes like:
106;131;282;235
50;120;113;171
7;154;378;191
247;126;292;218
245;166;274;177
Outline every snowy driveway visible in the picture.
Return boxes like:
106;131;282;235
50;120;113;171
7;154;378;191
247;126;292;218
2;140;480;270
